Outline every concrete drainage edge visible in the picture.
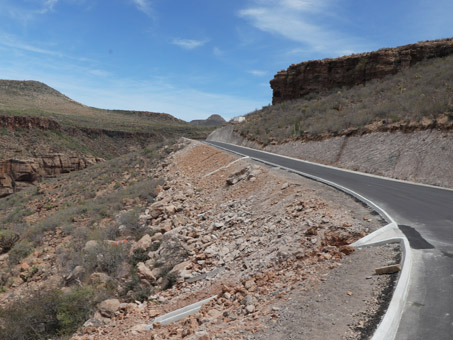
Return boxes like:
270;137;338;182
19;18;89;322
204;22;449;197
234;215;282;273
204;141;411;340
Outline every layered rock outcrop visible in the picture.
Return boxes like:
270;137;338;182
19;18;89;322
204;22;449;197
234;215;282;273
270;38;453;104
0;115;61;130
0;154;102;197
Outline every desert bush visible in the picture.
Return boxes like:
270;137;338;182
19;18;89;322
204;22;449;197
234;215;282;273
129;248;150;266
0;230;19;254
0;287;99;340
124;269;153;302
83;242;129;276
8;240;33;266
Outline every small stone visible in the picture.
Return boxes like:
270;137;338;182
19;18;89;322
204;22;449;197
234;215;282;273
129;324;148;333
149;309;160;318
375;264;401;275
213;222;225;229
246;305;255;314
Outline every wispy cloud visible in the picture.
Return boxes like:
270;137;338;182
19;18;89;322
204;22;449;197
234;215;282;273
0;33;95;64
2;0;60;22
38;0;59;14
131;0;153;17
247;70;267;76
0;33;63;57
238;0;365;55
172;38;208;50
213;47;224;56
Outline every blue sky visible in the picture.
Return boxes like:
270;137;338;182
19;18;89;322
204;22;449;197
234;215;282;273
0;0;452;121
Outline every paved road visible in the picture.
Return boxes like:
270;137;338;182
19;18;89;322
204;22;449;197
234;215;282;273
206;140;453;340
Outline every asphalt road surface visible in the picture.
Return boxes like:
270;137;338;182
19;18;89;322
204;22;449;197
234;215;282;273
206;140;453;340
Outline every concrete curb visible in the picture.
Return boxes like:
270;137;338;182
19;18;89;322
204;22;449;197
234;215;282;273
204;140;412;340
352;223;412;340
145;295;217;330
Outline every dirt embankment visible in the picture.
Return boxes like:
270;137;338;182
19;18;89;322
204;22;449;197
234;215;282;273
208;125;453;188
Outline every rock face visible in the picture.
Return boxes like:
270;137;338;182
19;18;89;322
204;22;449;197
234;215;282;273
0;154;102;197
270;38;453;104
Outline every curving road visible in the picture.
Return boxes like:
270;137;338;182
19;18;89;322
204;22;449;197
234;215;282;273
206;140;453;340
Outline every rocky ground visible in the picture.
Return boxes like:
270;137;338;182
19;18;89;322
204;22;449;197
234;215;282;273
70;139;399;340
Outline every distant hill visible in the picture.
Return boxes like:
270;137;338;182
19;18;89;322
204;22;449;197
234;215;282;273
0;80;212;160
190;114;226;127
0;80;208;136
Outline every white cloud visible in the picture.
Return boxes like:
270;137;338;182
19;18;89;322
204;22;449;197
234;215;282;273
238;0;365;55
172;38;208;50
131;0;153;17
247;70;267;76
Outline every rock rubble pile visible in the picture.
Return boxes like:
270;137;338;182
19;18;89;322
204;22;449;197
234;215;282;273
72;140;382;340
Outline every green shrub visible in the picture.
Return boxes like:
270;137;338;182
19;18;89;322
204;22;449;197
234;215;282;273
56;287;97;335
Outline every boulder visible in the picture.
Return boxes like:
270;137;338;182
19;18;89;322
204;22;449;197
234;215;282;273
137;262;156;283
97;298;120;318
132;234;152;252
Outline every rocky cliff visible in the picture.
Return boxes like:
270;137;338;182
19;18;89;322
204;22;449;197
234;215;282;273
0;154;102;197
270;38;453;104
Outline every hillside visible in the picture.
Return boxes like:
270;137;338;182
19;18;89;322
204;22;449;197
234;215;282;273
235;54;453;145
0;80;208;134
